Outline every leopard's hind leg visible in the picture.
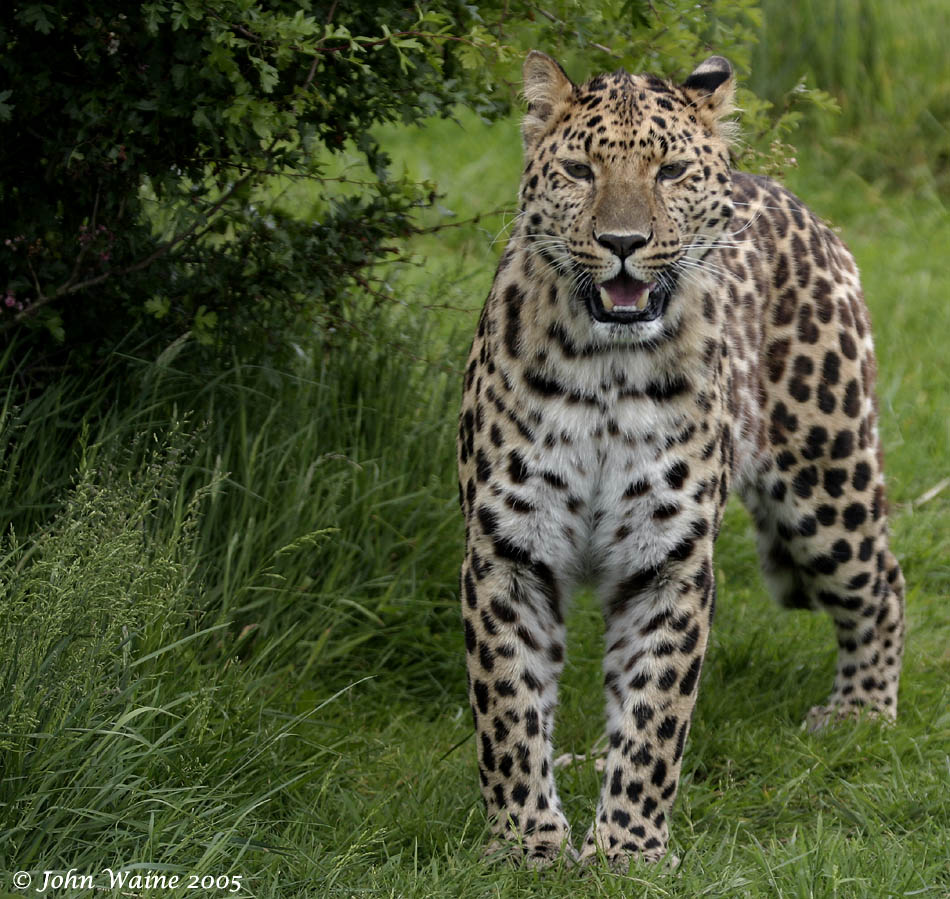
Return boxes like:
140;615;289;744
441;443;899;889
741;449;905;728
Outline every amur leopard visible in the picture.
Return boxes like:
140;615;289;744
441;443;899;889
456;51;905;867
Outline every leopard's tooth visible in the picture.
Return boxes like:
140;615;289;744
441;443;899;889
635;285;651;311
599;285;614;312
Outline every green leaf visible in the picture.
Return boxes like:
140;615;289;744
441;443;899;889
252;57;280;94
17;3;55;34
145;296;171;320
45;312;65;343
0;90;13;122
193;305;218;345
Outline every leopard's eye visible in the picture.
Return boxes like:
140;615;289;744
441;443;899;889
658;161;688;181
562;160;594;181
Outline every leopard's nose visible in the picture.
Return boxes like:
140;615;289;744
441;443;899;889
595;231;650;259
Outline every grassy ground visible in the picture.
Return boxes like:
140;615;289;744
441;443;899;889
3;77;950;899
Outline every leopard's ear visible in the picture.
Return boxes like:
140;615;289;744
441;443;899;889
682;55;736;123
522;51;575;149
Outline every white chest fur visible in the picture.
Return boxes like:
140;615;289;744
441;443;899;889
497;354;714;592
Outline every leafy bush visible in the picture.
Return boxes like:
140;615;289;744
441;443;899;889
0;0;815;372
0;1;479;363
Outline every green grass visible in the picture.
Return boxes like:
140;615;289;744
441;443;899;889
749;0;950;195
3;53;950;899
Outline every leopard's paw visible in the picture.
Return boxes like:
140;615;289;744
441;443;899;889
804;701;895;733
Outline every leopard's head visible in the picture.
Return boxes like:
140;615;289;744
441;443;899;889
518;52;737;340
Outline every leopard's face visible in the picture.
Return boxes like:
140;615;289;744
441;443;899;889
519;58;736;339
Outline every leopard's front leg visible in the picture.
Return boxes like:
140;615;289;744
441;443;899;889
460;535;572;866
580;540;715;866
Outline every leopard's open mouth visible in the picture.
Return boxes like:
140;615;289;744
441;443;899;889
584;272;673;324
